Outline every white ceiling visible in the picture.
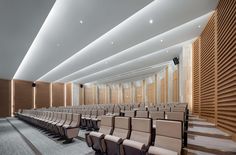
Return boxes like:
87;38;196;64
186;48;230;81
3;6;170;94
0;0;55;79
0;0;219;84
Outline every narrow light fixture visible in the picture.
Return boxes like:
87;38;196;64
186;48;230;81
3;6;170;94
50;83;52;107
11;80;14;116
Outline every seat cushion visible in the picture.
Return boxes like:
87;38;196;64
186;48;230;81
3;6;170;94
105;135;122;143
123;139;145;150
90;132;104;138
148;146;178;155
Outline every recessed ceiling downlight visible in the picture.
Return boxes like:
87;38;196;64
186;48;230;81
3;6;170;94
149;19;153;24
79;20;83;24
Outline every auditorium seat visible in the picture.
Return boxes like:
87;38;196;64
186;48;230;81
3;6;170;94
148;120;182;155
135;110;149;118
104;117;131;155
86;115;114;153
55;112;67;134
58;113;72;136
123;118;152;155
124;110;135;117
91;109;106;131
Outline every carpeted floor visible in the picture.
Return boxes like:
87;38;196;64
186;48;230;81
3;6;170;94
0;118;94;155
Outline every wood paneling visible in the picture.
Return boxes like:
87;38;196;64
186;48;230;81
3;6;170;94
84;86;95;105
14;80;33;112
200;13;217;122
192;39;200;114
66;83;72;106
52;83;64;107
111;87;119;104
123;87;131;104
173;69;179;102
98;87;106;104
135;86;143;103
161;79;165;103
216;0;236;134
0;79;11;117
147;83;155;105
35;81;50;108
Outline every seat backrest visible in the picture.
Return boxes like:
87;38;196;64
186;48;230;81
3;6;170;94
64;113;72;125
130;118;152;146
56;112;62;122
52;112;58;122
159;107;171;112
149;111;165;120
135;110;149;118
69;114;81;127
165;112;185;122
155;120;182;154
112;117;131;139
59;112;67;124
172;107;186;112
99;115;114;135
124;111;135;117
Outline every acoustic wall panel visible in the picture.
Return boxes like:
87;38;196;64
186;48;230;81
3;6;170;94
147;83;155;105
216;0;236;134
35;81;50;108
66;83;72;106
84;86;95;105
0;79;11;117
192;39;200;114
200;14;217;122
111;87;119;104
123;87;131;104
98;87;106;104
173;69;179;103
135;86;143;103
14;80;33;113
52;82;64;107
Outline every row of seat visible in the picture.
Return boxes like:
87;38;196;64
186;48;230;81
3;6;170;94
18;110;81;143
86;116;182;155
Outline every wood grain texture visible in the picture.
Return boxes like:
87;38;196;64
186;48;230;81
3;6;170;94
52;83;64;107
35;81;50;108
199;13;217;122
66;83;72;106
0;79;11;117
111;87;119;104
98;87;106;104
173;69;179;102
135;86;143;103
84;86;94;105
192;39;200;114
147;83;155;105
14;80;33;112
216;0;236;134
123;87;131;104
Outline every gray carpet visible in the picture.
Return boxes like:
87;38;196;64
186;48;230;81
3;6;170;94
6;118;95;155
0;118;35;155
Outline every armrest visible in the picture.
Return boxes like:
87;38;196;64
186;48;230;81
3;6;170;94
90;132;105;139
148;146;178;155
123;139;145;150
105;135;123;144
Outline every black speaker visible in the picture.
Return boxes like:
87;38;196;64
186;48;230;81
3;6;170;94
173;57;179;65
32;83;36;87
80;84;83;88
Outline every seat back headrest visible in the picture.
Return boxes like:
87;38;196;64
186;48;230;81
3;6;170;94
135;110;149;118
156;120;182;139
166;112;185;122
132;118;152;133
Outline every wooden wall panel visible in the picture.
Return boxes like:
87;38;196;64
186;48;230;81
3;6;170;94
173;69;179;102
66;83;72;106
98;87;106;104
161;79;165;103
84;86;94;105
192;39;200;114
14;80;33;112
52;83;64;107
111;87;119;104
147;83;155;105
216;0;236;135
0;79;11;117
123;87;131;104
35;81;50;108
200;14;217;122
135;86;143;103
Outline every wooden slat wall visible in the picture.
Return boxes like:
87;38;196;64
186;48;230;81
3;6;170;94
0;79;11;117
66;83;72;106
123;87;131;104
161;79;165;103
192;0;236;138
35;81;50;108
216;0;236;135
14;80;33;112
52;83;64;107
84;86;95;105
199;14;217;122
192;39;200;114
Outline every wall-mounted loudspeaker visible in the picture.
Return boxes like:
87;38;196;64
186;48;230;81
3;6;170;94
173;57;179;65
32;82;36;87
80;84;83;88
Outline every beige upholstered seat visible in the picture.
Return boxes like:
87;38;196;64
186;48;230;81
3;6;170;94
135;110;149;118
104;117;131;155
86;115;114;153
124;110;135;117
148;120;182;155
63;114;81;141
123;118;152;155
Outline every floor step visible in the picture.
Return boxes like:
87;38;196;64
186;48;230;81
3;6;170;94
189;121;216;128
188;134;236;155
188;117;207;122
